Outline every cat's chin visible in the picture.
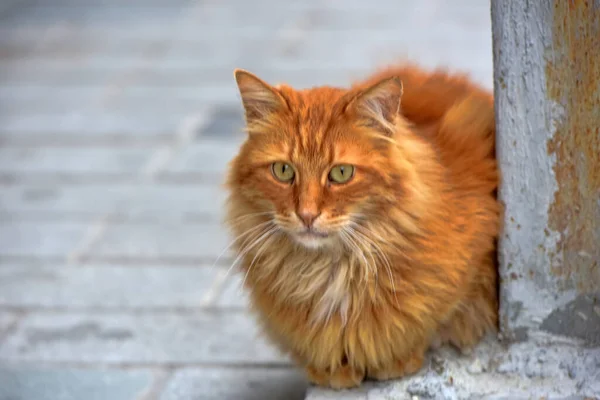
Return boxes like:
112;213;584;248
292;232;334;250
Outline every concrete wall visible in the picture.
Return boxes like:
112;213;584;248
492;0;600;345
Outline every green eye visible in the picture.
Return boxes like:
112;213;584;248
328;164;354;184
271;162;295;182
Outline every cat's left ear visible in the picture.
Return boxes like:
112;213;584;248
347;76;403;135
234;69;288;125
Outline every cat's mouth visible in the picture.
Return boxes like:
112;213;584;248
293;229;332;248
297;229;330;239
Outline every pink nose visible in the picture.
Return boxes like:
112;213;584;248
297;209;320;227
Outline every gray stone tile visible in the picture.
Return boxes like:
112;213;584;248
0;65;115;86
0;107;188;136
116;184;227;221
0;0;21;16
166;138;243;175
0;365;153;400
160;367;307;400
21;0;191;6
3;4;185;30
0;2;503;400
0;109;220;143
0;185;129;218
88;222;231;261
105;86;241;109
0;147;152;175
0;184;224;221
0;86;103;108
0;25;171;45
0;264;219;309
198;107;245;139
0;184;130;216
0;222;88;258
0;312;287;364
0;37;161;62
0;311;18;337
0;96;212;118
0;64;367;89
263;31;492;88
218;274;250;309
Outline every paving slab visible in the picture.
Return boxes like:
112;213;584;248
306;337;600;400
0;264;221;309
87;222;231;262
3;4;185;30
160;367;307;400
0;1;535;399
0;64;369;88
0;311;18;338
0;184;224;221
0;222;89;258
165;138;244;175
0;364;154;400
0;108;190;137
0;312;287;365
217;274;250;309
0;147;152;175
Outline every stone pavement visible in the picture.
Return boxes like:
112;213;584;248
0;0;495;399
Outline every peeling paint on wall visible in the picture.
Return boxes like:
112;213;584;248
545;0;600;294
540;292;600;346
493;0;600;342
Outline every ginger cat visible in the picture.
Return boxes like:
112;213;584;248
225;64;500;389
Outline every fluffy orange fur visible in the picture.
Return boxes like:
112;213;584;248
225;64;500;389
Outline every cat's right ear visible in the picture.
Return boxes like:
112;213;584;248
233;69;287;125
345;76;403;136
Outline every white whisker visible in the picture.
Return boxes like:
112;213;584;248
350;223;400;308
227;211;274;227
221;222;276;283
212;220;273;268
341;227;371;284
241;226;279;289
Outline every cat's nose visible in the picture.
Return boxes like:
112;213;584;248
297;209;320;227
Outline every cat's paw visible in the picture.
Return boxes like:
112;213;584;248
306;364;365;389
366;351;424;381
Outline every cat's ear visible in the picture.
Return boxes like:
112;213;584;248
347;76;403;135
234;69;287;124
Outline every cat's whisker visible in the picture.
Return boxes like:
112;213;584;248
350;225;400;308
341;227;372;285
343;227;378;308
359;222;409;262
240;226;279;290
347;226;380;287
340;229;369;313
353;233;377;285
227;211;274;227
350;222;389;252
212;220;274;269
234;223;275;265
222;222;276;283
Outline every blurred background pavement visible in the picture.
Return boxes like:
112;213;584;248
0;1;492;399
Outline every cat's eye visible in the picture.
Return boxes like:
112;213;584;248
271;162;295;183
328;164;354;184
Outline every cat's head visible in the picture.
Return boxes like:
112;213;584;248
227;69;416;250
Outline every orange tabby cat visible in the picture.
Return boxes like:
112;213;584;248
225;64;499;389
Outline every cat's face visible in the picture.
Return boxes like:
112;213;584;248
229;70;406;249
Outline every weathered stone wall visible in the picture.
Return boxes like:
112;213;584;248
493;0;600;345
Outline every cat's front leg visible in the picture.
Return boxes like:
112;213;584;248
306;364;365;389
366;349;424;381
